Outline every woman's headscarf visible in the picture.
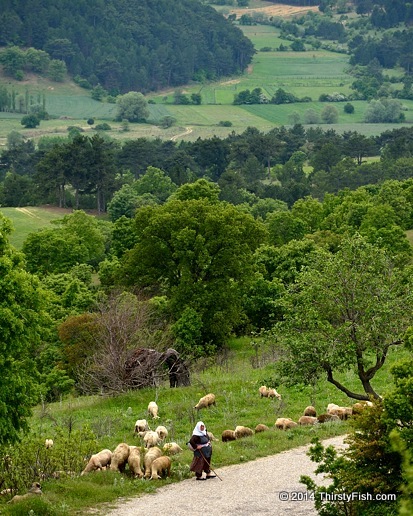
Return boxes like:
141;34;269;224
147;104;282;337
192;421;207;436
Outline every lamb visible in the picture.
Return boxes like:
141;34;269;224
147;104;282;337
317;413;340;423
144;446;163;479
134;419;149;434
81;449;112;475
9;482;42;504
207;431;219;442
144;430;161;448
304;406;317;417
163;442;183;455
155;425;168;440
148;401;160;419
194;393;216;410
110;443;130;473
255;424;269;433
275;418;298;430
352;401;374;415
45;439;54;449
221;429;237;442
149;456;171;480
234;425;254;438
127;446;143;478
298;416;318;426
267;388;282;400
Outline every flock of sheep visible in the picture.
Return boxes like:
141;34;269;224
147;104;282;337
5;390;375;503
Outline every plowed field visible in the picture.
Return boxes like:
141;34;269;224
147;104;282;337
229;3;319;18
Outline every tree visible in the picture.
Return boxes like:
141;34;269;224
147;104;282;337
116;91;149;122
304;109;320;124
274;234;413;400
321;105;339;124
0;213;50;444
21;114;40;128
118;199;267;350
48;59;67;82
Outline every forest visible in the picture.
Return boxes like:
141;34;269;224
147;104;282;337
0;0;254;93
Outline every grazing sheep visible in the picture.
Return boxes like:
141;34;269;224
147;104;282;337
275;418;298;430
128;446;143;478
149;456;171;480
163;442;183;455
298;416;318;426
234;425;254;439
259;385;269;398
267;388;282;400
45;439;54;449
9;482;42;504
304;406;317;417
194;393;216;410
81;449;112;475
317;413;340;423
144;430;161;449
134;419;149;434
144;446;163;479
221;429;237;442
207;431;219;442
148;401;160;419
255;424;269;433
326;403;340;413
110;443;130;472
155;425;168;440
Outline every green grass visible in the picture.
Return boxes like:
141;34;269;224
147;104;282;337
0;206;72;249
0;335;407;515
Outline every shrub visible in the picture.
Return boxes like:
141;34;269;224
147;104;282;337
344;102;355;114
218;120;233;127
21;114;40;128
94;123;112;131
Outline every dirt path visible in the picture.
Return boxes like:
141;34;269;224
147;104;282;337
103;435;347;516
170;127;193;141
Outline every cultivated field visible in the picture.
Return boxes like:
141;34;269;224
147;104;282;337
0;5;413;142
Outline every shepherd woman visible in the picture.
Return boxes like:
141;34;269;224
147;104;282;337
189;421;216;480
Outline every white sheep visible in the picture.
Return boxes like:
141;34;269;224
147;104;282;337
194;393;216;410
45;439;54;449
255;424;269;433
110;443;130;472
81;449;112;476
259;385;269;397
149;456;171;480
148;401;160;419
234;425;254;438
207;431;219;442
8;482;42;504
155;425;168;440
163;442;183;455
275;418;298;430
143;446;163;479
298;416;318;425
128;446;143;478
304;406;317;417
134;419;149;434
267;388;282;400
143;430;161;448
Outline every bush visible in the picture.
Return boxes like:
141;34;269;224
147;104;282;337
218;120;233;127
94;123;112;131
21;114;40;128
344;102;355;114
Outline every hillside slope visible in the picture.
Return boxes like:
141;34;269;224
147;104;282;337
0;0;254;93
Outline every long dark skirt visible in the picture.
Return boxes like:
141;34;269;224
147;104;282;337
190;454;212;475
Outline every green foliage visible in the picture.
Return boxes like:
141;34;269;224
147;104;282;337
20;114;40;129
274;234;413;399
321;104;339;124
344;102;355;113
0;214;51;444
116;92;149;122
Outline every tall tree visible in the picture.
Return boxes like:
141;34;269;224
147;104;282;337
274;234;413;400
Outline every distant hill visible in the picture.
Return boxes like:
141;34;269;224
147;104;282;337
0;0;255;94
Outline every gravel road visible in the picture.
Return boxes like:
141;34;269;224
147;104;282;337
103;435;347;516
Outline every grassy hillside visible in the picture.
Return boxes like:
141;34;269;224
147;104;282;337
0;206;74;249
0;334;406;514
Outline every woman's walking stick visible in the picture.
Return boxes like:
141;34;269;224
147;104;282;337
199;448;223;481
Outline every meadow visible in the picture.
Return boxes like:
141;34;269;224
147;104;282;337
0;333;405;515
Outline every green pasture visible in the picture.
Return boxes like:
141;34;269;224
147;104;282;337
241;25;286;49
0;333;408;514
0;206;72;249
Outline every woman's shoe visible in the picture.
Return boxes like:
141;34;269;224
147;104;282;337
206;475;216;479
